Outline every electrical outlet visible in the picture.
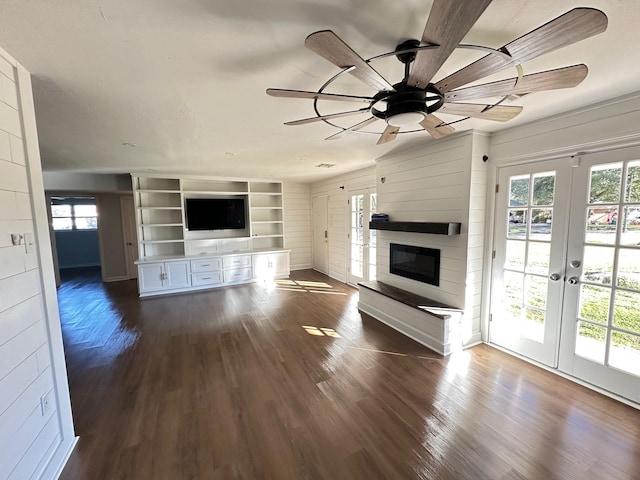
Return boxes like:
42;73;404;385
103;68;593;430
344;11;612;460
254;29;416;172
40;392;52;416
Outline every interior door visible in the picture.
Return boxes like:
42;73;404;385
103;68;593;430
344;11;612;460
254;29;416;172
120;196;138;279
348;190;377;286
558;149;640;403
490;159;571;367
312;196;329;274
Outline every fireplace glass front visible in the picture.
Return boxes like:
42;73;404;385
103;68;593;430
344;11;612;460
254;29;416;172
389;243;440;286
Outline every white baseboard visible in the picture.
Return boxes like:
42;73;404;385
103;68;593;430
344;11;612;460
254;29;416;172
102;275;129;283
41;435;78;480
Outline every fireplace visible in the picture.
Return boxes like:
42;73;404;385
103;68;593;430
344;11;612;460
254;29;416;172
389;243;440;286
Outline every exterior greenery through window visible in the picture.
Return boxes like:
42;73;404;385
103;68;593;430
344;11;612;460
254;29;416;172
51;198;98;230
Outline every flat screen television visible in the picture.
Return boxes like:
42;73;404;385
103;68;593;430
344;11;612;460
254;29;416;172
185;198;246;231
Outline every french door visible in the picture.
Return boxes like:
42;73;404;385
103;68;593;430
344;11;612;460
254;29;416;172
348;190;377;285
490;159;571;367
491;148;640;403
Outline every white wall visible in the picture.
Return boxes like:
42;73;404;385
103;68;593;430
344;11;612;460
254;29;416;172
310;166;376;283
283;182;312;271
43;172;131;192
0;50;75;479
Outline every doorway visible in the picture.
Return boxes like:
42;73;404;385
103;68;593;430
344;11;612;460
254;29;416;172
348;190;377;286
312;195;329;274
490;147;640;403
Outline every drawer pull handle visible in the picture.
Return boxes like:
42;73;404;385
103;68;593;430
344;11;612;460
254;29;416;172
202;277;211;280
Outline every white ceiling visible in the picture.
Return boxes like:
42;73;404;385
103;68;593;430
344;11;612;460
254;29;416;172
0;0;638;182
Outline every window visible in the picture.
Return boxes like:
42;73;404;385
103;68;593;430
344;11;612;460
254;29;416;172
51;199;98;230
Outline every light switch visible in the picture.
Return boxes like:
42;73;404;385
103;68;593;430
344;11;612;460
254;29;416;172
11;233;23;245
24;232;35;253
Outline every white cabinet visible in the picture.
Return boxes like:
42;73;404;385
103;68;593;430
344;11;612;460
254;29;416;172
252;252;290;280
138;260;191;294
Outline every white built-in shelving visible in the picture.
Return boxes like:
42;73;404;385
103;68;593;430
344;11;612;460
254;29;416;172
132;175;285;260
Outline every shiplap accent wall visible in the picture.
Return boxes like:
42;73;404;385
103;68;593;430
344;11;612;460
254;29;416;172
283;182;312;270
0;50;75;479
376;132;489;345
310;166;376;283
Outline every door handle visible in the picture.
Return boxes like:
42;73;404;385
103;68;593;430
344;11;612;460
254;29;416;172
549;273;561;281
569;260;581;268
567;276;579;285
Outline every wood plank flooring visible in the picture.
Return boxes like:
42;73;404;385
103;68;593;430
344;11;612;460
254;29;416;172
57;268;640;479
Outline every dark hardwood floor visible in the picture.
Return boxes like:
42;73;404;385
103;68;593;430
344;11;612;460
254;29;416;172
57;268;640;479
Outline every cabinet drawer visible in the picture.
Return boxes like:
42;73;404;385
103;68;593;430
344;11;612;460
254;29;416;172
223;255;251;270
191;258;222;272
192;271;223;286
223;267;252;284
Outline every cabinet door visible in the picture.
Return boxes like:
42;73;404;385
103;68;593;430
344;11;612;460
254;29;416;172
165;261;191;288
252;252;289;279
271;252;290;278
138;263;165;292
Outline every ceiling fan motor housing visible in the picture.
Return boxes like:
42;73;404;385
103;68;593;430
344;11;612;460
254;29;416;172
381;84;444;126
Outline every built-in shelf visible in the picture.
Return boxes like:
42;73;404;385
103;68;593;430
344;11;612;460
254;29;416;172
369;221;461;235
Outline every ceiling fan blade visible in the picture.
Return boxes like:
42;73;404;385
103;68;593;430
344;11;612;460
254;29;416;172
377;125;399;145
439;103;523;121
408;0;493;88
420;115;455;139
284;109;370;126
325;117;379;140
435;8;607;93
305;30;394;92
266;88;374;104
444;64;588;102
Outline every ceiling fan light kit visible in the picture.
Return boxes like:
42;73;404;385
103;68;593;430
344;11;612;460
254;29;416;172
267;2;607;145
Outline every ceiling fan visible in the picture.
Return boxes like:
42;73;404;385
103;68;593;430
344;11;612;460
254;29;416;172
266;2;607;145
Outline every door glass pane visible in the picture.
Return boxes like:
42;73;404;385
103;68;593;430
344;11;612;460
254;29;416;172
589;163;622;203
504;271;524;314
525;275;547;309
532;172;555;206
575;321;606;363
509;176;529;206
526;242;550;275
529;208;553;241
586;207;617;244
617;249;640;289
505;240;525;271
581;245;614;285
579;284;611;325
625;161;640;202
523;308;544;343
621;205;640;245
613;290;640;334
609;331;640;376
507;209;527;239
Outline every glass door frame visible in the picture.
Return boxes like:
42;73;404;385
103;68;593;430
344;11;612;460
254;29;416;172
489;158;572;367
347;189;377;286
558;147;640;403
